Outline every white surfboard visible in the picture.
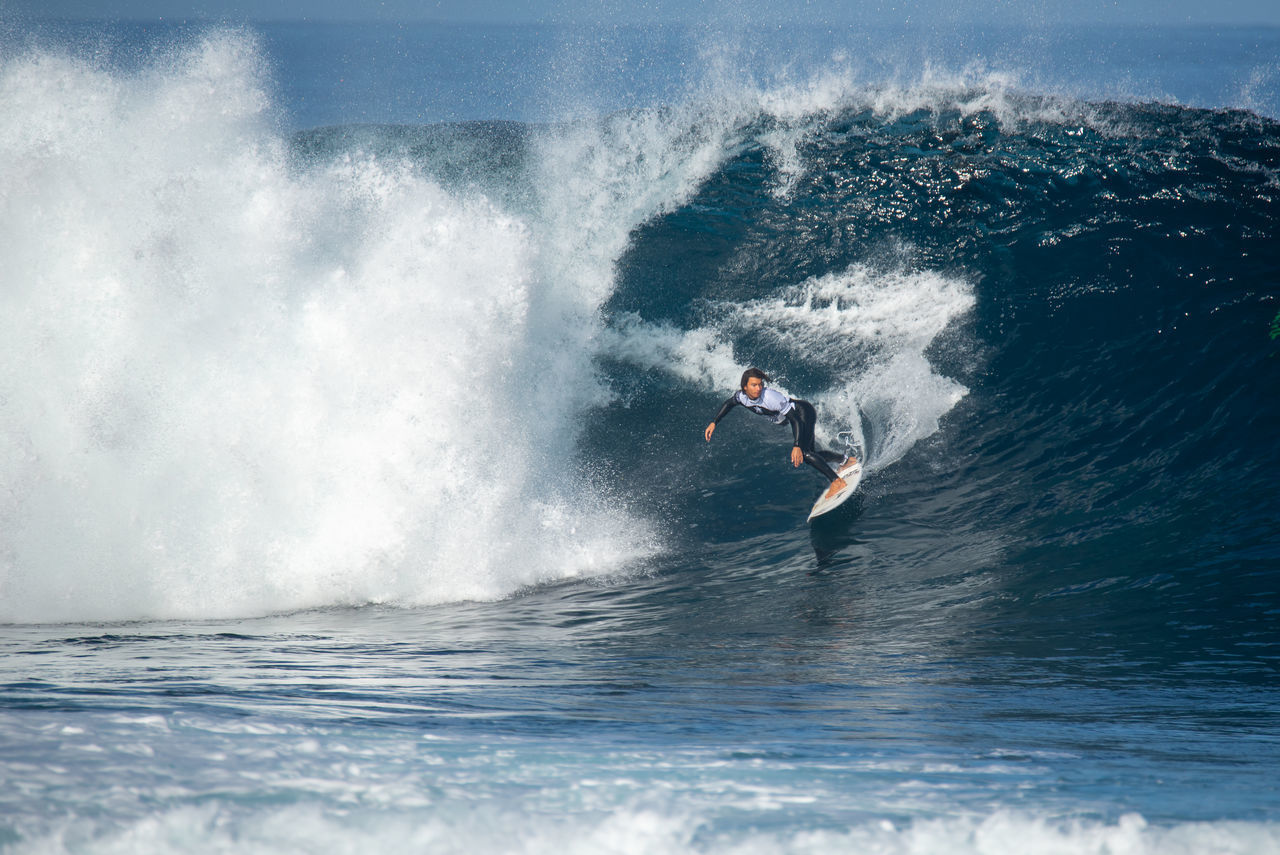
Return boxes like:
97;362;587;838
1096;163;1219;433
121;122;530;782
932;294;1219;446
807;458;863;522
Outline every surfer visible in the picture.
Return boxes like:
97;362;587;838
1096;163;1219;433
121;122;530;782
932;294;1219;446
704;368;854;499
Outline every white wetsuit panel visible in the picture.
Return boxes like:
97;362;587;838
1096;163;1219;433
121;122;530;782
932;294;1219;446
734;388;794;424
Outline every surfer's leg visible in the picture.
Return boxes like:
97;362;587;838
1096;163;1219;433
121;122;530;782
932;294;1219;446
792;401;841;483
811;453;848;500
823;448;860;476
804;449;841;482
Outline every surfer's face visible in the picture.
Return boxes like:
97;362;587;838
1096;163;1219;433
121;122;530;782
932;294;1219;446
742;377;764;399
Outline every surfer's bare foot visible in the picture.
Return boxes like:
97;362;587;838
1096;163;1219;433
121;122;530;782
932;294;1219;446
839;456;858;473
825;477;847;499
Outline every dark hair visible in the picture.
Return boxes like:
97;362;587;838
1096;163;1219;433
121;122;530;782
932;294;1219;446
739;367;770;389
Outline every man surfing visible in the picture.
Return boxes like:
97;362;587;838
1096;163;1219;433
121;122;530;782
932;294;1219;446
704;368;856;500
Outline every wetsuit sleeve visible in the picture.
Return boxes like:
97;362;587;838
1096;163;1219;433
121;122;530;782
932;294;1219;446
711;396;739;424
784;407;803;446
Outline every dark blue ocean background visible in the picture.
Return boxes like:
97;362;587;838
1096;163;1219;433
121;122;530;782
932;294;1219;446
0;18;1277;853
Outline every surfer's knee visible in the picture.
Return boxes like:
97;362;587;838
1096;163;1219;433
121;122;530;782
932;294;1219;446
804;450;840;482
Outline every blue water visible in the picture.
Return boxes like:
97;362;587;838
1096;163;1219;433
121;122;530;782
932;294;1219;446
1;18;1278;854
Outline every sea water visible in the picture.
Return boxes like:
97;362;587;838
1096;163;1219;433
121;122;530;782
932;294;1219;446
1;18;1278;854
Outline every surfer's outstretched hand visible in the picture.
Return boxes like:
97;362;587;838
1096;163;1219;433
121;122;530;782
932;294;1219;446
790;447;803;467
704;422;716;442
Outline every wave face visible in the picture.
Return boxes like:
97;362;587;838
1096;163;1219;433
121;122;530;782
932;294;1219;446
2;30;1279;633
595;89;1280;654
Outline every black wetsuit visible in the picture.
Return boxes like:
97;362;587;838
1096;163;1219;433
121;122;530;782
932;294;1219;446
711;389;843;482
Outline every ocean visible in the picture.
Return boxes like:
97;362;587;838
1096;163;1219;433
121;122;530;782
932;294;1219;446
1;16;1278;854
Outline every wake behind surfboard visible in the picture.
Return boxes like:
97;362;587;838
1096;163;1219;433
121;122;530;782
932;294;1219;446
807;457;863;522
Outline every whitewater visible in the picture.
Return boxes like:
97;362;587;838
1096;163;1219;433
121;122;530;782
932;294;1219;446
0;28;983;622
2;20;1278;855
0;30;659;620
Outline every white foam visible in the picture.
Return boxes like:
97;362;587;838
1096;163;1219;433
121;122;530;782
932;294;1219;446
599;316;745;393
605;264;974;473
0;32;681;623
7;805;1278;855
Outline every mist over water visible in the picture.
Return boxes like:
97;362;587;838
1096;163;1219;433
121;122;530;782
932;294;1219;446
0;31;669;622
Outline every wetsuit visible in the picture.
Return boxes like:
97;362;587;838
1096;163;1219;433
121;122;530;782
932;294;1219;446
711;389;843;482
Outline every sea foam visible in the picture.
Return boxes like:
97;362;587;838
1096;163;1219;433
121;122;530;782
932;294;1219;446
0;31;675;623
603;264;975;473
7;804;1279;855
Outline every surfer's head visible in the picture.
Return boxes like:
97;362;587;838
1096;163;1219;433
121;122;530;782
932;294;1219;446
740;367;769;399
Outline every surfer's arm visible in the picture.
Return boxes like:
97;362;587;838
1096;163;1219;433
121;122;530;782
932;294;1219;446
783;407;805;467
705;397;739;441
783;407;803;446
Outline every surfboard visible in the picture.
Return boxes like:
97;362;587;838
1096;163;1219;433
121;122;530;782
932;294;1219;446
807;458;863;522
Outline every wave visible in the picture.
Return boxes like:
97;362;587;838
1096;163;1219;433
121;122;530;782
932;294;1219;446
0;32;676;622
589;53;1279;650
7;804;1280;855
2;28;1277;624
